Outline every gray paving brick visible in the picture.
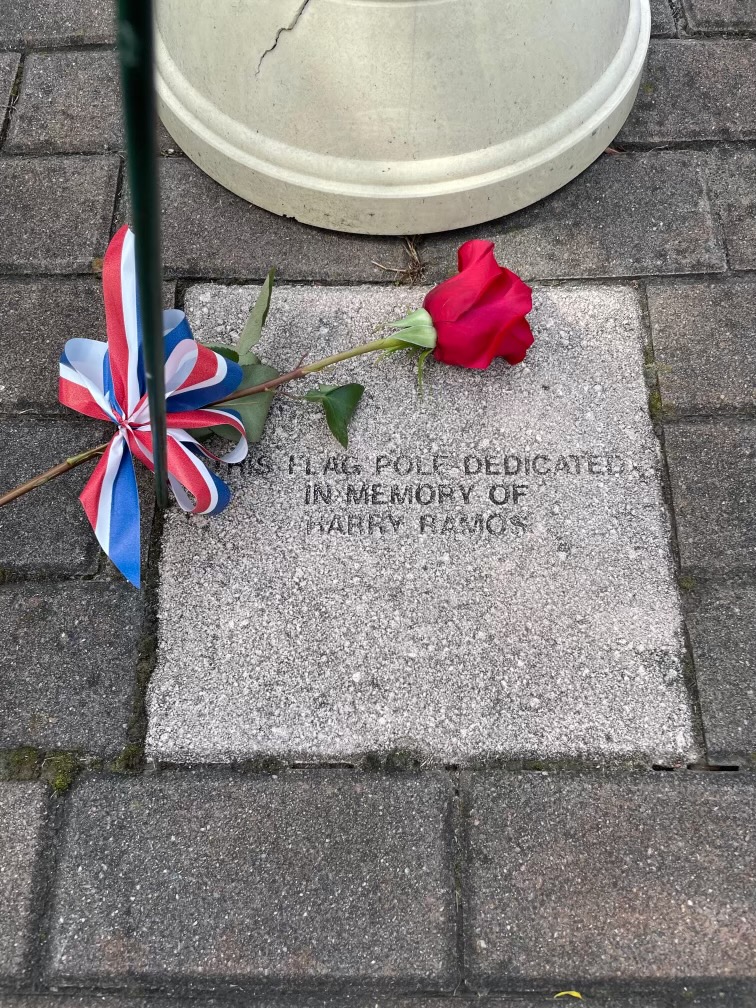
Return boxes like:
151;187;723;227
7;50;121;154
0;52;20;126
647;280;756;414
0;278;175;413
0;1000;217;1008
0;582;143;756
463;772;756;987
0;783;46;982
651;0;677;35
424;152;725;282
5;51;177;155
707;147;756;271
0;278;104;412
683;576;756;765
510;1002;669;1008
0;156;120;274
0;1002;163;1008
664;419;756;572
0;0;115;48
0;417;109;574
682;0;756;31
678;997;756;1008
620;41;756;143
47;772;456;989
119;157;404;282
0;1000;672;1008
156;130;182;155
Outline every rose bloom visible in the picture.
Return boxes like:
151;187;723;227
424;239;533;369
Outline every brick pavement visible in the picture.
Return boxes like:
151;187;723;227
0;0;754;1002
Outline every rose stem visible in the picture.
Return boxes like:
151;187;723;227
0;336;403;509
215;335;400;405
0;443;110;508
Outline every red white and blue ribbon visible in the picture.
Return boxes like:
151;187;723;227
59;226;247;587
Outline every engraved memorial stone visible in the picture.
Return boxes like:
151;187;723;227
149;284;699;765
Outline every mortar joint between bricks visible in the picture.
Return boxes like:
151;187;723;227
7;757;751;784
0;39;117;54
448;767;469;992
617;137;756;154
661;405;756;423
0;569;105;586
636;281;708;757
108;154;126;241
119;492;168;767
0;52;25;151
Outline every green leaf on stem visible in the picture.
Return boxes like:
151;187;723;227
238;269;275;363
387;307;437;350
304;383;365;449
220;362;280;443
391;325;436;349
204;343;240;363
194;362;280;445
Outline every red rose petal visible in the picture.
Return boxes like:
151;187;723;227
457;239;498;273
426;240;534;370
423;239;503;324
433;270;533;369
498;318;535;366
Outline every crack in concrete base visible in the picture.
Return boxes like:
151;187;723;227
255;0;312;76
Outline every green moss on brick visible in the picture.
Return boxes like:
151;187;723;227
108;743;143;775
42;752;80;793
648;387;664;421
0;747;41;780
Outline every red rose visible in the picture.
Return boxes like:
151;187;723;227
424;239;534;369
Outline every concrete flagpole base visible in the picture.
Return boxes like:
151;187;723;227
155;0;650;235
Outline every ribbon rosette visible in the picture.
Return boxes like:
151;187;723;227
59;226;247;587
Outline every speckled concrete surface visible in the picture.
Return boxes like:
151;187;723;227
148;284;698;765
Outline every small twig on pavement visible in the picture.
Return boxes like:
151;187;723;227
372;236;426;285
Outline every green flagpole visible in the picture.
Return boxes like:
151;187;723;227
117;0;169;509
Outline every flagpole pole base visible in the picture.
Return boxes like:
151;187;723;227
155;0;650;236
